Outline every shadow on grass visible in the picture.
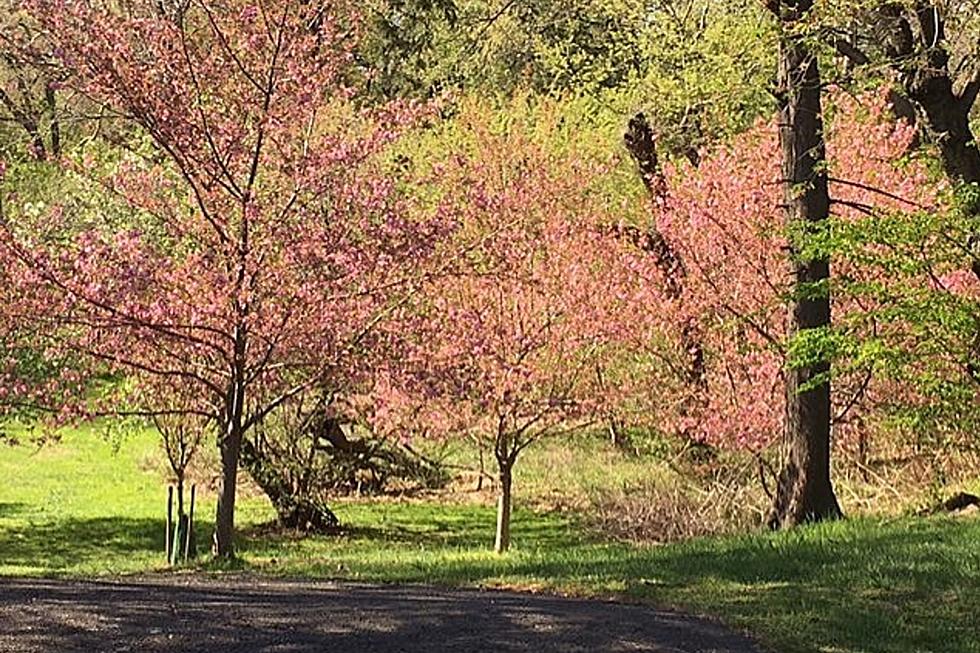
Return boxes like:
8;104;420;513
0;502;26;518
0;517;166;573
239;505;583;552
628;521;970;653
3;505;976;653
257;516;978;653
629;518;979;653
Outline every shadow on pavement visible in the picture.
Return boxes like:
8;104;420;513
0;577;760;652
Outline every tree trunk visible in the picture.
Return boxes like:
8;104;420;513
494;461;513;554
767;0;843;529
876;3;980;194
917;95;980;194
476;446;485;491
176;475;185;517
212;419;242;558
213;324;248;558
44;85;60;158
622;112;707;441
276;498;340;531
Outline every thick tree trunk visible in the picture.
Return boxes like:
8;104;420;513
917;97;980;192
494;461;513;554
767;1;843;529
874;4;980;178
873;5;980;388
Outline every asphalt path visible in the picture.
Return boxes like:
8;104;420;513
0;577;763;652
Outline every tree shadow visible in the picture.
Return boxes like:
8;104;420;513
2;504;975;653
0;578;761;653
240;506;581;551
265;515;977;653
0;516;166;572
0;502;26;518
510;518;980;653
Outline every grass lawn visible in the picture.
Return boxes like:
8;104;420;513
1;426;978;653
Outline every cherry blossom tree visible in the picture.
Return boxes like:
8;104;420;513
3;0;449;557
377;112;666;552
638;89;942;488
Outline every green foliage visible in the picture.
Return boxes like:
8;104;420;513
830;190;980;455
362;1;775;162
623;0;776;160
359;0;647;98
393;91;652;237
356;0;460;98
457;0;646;94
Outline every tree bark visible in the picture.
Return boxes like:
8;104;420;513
44;85;60;158
176;475;185;517
494;461;513;554
878;4;980;214
213;335;246;559
872;4;980;391
212;419;242;558
767;0;843;529
622;112;708;440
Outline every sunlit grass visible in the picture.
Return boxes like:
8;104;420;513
1;426;978;653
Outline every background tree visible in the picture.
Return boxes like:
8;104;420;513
764;0;843;528
239;387;448;531
358;1;775;162
0;3;61;160
828;1;979;200
616;89;941;509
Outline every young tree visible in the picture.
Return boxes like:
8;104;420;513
377;110;664;552
5;0;447;557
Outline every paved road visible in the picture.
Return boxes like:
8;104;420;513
0;577;762;652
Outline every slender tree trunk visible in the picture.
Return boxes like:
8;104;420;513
212;418;242;558
767;0;843;529
44;85;60;158
213;334;246;558
494;460;513;554
476;446;485;491
176;475;185;517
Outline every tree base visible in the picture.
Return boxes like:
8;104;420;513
766;461;843;530
276;499;341;533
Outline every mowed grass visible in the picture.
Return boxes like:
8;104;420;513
1;427;979;653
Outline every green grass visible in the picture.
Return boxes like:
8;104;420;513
1;426;978;653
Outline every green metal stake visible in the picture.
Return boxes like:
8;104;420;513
184;484;196;562
166;486;174;564
172;515;187;565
